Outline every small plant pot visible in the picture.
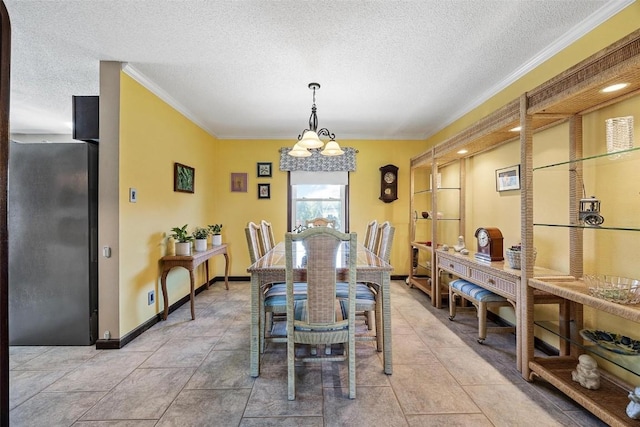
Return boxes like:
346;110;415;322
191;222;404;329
194;239;207;252
175;242;191;256
212;234;222;246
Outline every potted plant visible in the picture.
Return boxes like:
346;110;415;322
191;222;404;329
170;224;193;256
208;224;223;246
192;226;209;251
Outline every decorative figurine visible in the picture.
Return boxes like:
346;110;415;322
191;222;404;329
453;236;466;252
441;244;449;251
460;248;470;255
571;354;600;390
627;386;640;419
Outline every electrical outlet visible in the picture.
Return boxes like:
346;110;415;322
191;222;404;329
148;290;155;305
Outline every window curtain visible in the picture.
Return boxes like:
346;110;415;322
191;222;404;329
279;147;357;172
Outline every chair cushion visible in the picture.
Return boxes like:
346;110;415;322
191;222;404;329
450;279;506;303
264;282;375;308
293;299;349;331
337;282;376;301
264;283;307;307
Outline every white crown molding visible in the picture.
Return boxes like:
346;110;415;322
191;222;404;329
121;63;218;138
427;0;635;140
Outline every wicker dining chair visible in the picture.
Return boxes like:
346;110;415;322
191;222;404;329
285;227;357;400
260;219;276;253
245;221;264;263
364;219;378;252
373;221;390;256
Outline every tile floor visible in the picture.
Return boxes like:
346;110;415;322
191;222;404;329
9;280;607;426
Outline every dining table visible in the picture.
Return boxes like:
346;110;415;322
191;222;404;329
247;240;394;377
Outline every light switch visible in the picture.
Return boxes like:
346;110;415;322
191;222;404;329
129;187;137;203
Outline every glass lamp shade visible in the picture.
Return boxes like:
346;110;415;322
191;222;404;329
288;142;312;157
320;139;344;156
605;116;634;157
298;130;324;149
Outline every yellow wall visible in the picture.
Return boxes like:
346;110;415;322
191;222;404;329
213;139;425;277
118;73;217;335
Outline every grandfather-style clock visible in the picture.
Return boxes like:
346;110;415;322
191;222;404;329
379;164;398;203
474;227;504;262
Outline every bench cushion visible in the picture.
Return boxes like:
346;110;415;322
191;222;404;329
450;279;506;303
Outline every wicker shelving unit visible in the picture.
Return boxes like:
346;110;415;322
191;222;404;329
520;28;640;426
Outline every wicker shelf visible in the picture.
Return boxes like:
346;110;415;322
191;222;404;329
522;28;640;426
408;151;464;306
535;320;640;377
529;358;640;427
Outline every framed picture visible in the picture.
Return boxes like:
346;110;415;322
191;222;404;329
495;164;521;192
258;183;270;199
231;172;248;192
174;162;195;193
257;162;272;177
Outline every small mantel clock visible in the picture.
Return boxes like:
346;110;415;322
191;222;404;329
474;227;504;262
379;164;398;203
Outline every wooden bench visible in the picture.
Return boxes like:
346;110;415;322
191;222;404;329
448;279;515;343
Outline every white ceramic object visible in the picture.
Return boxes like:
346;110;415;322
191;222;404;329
175;242;191;256
627;386;640;419
194;239;207;252
212;234;222;246
571;354;600;390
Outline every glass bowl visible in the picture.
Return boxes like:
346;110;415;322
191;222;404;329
584;275;640;304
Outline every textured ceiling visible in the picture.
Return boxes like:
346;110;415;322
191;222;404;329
4;0;632;140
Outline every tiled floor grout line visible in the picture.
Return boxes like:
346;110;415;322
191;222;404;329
8;281;606;426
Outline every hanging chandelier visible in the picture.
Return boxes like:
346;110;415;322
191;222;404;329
289;82;344;157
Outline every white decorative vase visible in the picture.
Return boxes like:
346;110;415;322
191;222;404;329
175;242;191;256
194;239;207;252
212;234;222;246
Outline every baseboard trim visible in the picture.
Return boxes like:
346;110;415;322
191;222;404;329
96;278;229;350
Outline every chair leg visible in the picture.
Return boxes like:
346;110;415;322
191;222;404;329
348;332;356;399
477;301;487;344
259;305;266;353
448;290;457;320
288;338;296;400
374;300;383;351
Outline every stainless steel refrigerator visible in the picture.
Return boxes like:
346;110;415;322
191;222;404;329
8;140;98;345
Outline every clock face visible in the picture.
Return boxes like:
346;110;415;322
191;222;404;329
384;172;396;184
478;230;489;247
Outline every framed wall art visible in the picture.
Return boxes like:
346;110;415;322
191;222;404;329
495;164;520;192
174;162;195;193
257;162;272;177
258;183;270;199
231;172;248;192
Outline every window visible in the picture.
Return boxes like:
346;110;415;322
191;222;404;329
289;172;349;232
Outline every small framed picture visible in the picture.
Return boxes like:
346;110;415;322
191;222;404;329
174;162;195;193
258;183;270;199
230;172;248;192
257;162;272;177
495;164;521;192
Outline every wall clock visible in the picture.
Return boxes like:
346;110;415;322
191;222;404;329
474;227;504;262
379;164;398;203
